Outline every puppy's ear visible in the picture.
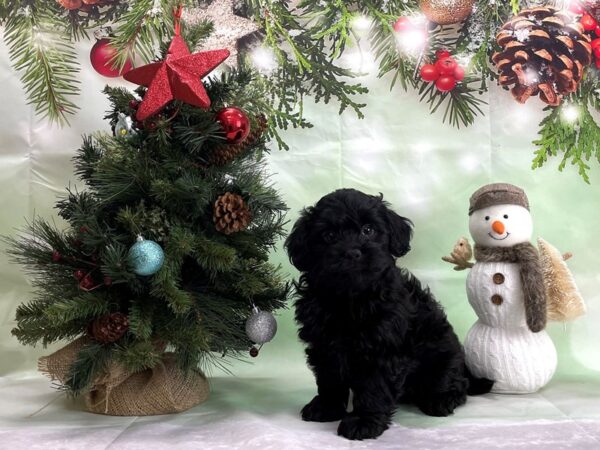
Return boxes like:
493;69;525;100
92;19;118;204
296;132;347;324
383;204;413;258
285;207;314;272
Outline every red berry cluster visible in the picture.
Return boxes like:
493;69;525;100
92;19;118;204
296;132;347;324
571;2;600;68
419;50;465;93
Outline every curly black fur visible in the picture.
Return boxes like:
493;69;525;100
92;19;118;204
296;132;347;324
285;189;493;440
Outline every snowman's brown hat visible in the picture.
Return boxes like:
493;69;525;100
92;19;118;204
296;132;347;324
469;183;529;215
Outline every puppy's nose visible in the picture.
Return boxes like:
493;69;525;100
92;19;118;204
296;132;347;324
346;249;362;260
492;220;505;235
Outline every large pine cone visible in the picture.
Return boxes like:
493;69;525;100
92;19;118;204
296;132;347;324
89;313;129;344
213;192;252;235
208;115;268;166
493;7;592;106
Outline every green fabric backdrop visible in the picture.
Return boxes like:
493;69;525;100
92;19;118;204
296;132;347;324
1;38;599;384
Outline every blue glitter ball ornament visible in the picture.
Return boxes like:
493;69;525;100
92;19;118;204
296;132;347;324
128;236;165;276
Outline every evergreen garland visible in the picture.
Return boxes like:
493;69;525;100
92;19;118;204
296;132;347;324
2;0;600;179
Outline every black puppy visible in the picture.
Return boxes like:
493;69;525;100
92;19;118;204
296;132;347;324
285;189;492;440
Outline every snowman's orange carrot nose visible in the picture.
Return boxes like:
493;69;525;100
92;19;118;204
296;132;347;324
492;220;505;235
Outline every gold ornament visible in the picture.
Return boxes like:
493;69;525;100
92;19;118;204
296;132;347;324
419;0;476;25
183;0;261;66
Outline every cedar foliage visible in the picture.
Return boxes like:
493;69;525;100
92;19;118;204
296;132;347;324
4;27;288;395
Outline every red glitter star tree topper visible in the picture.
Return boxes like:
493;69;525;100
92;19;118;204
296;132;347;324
123;6;230;121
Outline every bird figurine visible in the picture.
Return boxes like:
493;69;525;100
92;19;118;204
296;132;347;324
442;237;474;270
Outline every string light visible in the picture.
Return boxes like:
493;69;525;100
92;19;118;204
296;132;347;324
562;104;579;122
394;15;428;57
351;14;372;34
249;47;278;75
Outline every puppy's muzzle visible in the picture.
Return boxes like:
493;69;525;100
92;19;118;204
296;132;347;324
345;249;362;260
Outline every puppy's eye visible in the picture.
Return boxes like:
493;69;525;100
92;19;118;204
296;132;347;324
485;216;490;221
503;214;509;219
361;224;374;236
322;231;336;243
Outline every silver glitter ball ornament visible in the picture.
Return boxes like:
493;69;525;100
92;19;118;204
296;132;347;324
245;307;277;344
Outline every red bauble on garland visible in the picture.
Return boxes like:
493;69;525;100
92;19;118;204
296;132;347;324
581;13;598;31
216;107;251;144
393;17;412;32
90;38;133;78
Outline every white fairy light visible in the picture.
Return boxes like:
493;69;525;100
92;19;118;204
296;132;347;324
395;27;428;56
249;47;278;75
343;48;377;76
393;13;428;57
562;104;579;122
351;14;372;33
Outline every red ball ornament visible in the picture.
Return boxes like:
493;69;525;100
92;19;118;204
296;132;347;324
90;38;133;78
216;107;251;144
435;49;451;60
435;57;458;75
420;64;440;82
594;46;600;58
393;17;412;32
581;14;597;31
592;38;600;49
453;65;466;81
436;76;457;92
52;250;61;262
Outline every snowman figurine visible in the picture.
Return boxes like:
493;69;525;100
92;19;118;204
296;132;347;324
443;183;585;394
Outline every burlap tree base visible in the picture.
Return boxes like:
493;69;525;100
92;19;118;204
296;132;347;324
39;337;210;416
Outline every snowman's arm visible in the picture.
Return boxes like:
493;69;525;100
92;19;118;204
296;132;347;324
441;256;474;270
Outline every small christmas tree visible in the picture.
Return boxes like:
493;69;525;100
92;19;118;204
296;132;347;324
4;21;288;411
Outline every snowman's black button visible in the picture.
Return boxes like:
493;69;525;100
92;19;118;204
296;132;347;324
493;273;505;284
491;294;503;305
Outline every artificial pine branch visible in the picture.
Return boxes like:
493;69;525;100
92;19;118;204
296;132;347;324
3;4;80;124
532;77;600;183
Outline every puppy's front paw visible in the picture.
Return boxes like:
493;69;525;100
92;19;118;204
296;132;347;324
417;390;467;417
337;413;389;440
301;395;346;422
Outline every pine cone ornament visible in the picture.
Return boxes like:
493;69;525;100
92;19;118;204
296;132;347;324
89;312;129;344
213;192;252;235
493;7;592;106
208;115;268;166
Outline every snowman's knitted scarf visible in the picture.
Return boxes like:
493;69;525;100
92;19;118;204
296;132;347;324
474;242;547;333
